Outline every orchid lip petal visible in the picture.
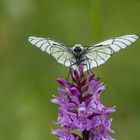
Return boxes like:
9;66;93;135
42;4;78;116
56;78;71;87
70;87;81;95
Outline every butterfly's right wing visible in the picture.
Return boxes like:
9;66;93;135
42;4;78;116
28;36;74;67
84;34;139;71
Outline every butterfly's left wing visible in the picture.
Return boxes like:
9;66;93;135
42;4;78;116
28;36;74;67
84;34;139;71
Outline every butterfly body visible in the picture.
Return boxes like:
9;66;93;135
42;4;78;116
71;44;86;66
72;44;83;56
28;34;139;71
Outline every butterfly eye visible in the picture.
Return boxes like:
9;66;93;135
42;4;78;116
73;48;77;52
78;47;82;52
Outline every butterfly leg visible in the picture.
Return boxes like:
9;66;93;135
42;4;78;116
66;60;75;80
66;67;72;80
88;59;93;73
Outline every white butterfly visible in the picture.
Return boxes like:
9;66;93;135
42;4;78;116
28;34;139;71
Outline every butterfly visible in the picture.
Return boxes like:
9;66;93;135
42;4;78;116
28;34;139;71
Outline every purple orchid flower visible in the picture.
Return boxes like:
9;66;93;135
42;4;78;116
51;65;115;140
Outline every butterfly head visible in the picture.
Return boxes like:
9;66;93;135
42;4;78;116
72;44;84;57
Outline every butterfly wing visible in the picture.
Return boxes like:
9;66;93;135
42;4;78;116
28;36;74;67
84;34;139;70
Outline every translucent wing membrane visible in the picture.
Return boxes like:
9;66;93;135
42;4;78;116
85;34;139;70
28;35;139;71
28;36;74;67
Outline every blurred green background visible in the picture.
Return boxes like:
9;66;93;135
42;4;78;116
0;0;140;140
